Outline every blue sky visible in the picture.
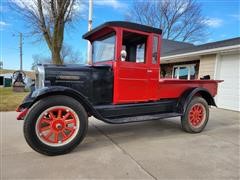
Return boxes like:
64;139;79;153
1;0;240;71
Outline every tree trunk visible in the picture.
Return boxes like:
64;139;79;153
51;47;62;64
31;0;71;65
51;16;64;65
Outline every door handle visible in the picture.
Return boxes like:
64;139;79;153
147;70;153;73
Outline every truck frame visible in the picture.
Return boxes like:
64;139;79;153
17;21;222;155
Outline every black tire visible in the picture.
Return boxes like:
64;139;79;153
24;95;88;156
181;97;209;133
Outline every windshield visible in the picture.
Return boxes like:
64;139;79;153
92;34;116;63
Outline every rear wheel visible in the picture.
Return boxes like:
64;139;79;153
24;95;88;156
181;97;209;133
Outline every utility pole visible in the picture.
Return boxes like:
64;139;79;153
87;0;93;65
19;32;23;71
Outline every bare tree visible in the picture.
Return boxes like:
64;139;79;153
0;61;3;69
31;45;82;70
31;54;51;70
12;0;80;64
127;0;207;42
61;44;82;64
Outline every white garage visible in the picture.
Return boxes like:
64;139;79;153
215;53;240;111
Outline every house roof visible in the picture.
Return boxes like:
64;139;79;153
161;39;195;56
161;37;240;57
83;21;162;40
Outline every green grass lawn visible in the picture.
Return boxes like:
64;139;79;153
0;87;29;111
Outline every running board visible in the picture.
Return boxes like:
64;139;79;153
104;112;182;124
94;99;178;119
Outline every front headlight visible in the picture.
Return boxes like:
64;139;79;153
35;65;45;89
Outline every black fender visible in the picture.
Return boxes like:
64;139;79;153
18;86;104;120
177;87;216;114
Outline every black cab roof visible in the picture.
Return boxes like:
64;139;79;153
82;21;162;40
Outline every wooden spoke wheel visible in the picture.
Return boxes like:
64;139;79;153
181;97;209;133
24;95;88;156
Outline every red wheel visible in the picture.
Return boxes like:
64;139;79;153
36;106;80;147
181;97;209;133
24;95;88;155
188;103;206;128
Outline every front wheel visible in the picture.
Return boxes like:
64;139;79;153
24;95;88;156
181;97;209;133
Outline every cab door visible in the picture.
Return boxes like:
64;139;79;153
114;30;149;104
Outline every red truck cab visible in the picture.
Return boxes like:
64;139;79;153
17;21;222;156
83;21;220;104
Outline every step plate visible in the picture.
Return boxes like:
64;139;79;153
106;113;181;124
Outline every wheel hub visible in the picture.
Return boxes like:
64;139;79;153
52;120;64;131
56;123;63;130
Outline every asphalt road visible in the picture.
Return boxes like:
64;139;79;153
1;108;239;179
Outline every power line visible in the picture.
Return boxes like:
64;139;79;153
12;32;23;71
87;0;93;65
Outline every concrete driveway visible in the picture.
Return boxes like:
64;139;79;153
1;108;239;179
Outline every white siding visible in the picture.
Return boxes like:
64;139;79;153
198;54;216;79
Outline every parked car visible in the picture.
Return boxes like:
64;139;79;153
17;21;222;155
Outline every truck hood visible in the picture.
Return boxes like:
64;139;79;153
43;64;111;82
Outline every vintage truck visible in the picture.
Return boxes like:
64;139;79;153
17;21;222;155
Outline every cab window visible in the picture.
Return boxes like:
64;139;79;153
122;31;147;63
152;36;158;64
92;33;116;63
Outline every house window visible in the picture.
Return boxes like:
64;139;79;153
173;64;196;80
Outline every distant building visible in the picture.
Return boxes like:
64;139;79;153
0;70;35;88
0;73;12;87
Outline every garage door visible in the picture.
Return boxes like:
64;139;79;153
216;53;240;111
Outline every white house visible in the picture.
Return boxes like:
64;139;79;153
160;37;240;111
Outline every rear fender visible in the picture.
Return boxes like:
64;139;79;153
18;86;103;119
177;87;216;114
